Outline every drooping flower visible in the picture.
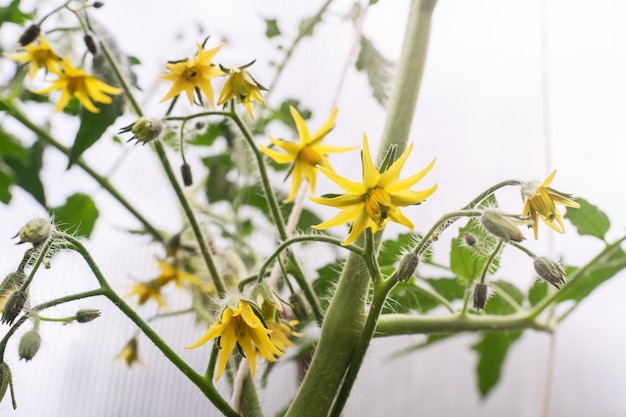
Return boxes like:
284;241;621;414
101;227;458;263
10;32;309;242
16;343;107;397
260;106;357;202
217;64;266;119
115;338;143;368
32;57;122;113
126;261;201;307
186;299;283;381
154;260;201;289
127;279;167;308
4;36;61;80
268;320;302;352
160;43;223;106
311;134;437;246
520;170;580;239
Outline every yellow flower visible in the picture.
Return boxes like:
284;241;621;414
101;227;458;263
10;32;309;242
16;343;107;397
186;300;283;381
311;134;437;246
260;106;357;202
521;170;580;239
115;338;142;368
4;36;61;80
268;320;302;352
33;57;122;113
217;65;266;119
127;279;167;308
160;43;223;106
154;260;201;289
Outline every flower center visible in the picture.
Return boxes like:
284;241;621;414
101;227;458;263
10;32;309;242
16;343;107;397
184;65;199;81
298;146;323;167
66;75;84;96
365;188;391;227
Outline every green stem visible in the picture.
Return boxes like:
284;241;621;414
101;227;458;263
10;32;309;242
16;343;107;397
61;233;238;417
20;238;54;291
375;312;553;336
0;98;164;243
285;2;439;416
479;239;503;284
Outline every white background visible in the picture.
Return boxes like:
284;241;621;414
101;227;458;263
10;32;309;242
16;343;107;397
1;0;626;416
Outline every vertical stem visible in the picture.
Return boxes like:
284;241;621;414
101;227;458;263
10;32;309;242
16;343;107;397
284;1;438;416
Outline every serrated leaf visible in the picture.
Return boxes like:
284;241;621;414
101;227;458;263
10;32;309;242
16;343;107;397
0;0;32;25
355;35;395;107
472;331;522;398
564;197;610;241
49;193;99;237
554;244;626;303
527;280;548;306
265;18;281;38
68;25;126;167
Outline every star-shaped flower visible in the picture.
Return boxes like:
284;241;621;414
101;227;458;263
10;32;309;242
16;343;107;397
160;43;224;106
4;36;61;80
520;170;580;239
311;134;437;246
186;299;283;380
217;65;266;119
260;106;357;202
33;57;122;113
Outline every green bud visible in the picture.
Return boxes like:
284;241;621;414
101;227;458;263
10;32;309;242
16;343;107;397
397;252;419;282
0;362;15;409
84;33;97;55
0;272;26;297
120;117;164;145
181;163;193;187
13;218;51;246
464;232;477;247
18;330;41;361
534;256;566;289
251;282;283;322
2;290;28;325
76;309;101;323
481;210;525;243
473;283;489;310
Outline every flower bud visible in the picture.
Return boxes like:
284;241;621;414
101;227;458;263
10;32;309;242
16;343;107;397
181;163;193;186
0;272;26;298
18;330;41;361
251;282;283;323
397;252;419;282
534;256;566;289
481;210;525;243
76;309;101;323
116;338;142;367
473;282;489;310
13;218;51;246
19;24;40;46
83;34;97;55
0;362;15;408
2;290;28;325
120;117;164;145
464;232;477;247
93;1;104;8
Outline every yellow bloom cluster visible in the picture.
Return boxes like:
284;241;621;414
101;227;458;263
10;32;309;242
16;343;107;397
126;261;201;308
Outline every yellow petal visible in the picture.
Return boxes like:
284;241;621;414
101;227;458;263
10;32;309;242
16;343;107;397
309;107;338;145
361;134;379;188
389;183;438;206
384;158;436;194
290;106;311;145
378;142;414;187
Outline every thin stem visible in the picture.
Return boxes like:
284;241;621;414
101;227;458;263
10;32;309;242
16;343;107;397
0;98;164;243
413;282;455;314
479;240;503;284
20;238;54;291
413;209;483;255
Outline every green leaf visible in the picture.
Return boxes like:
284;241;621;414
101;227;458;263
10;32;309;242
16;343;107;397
0;168;13;204
564;197;610;241
355;35;395;107
187;122;226;146
427;277;466;301
49;193;99;238
68;31;125;167
0;0;32;26
378;233;415;268
4;140;46;206
484;280;523;315
527;280;548;307
0;129;28;159
204;154;236;203
555;244;626;303
265;18;281;38
298;14;323;38
472;331;522;398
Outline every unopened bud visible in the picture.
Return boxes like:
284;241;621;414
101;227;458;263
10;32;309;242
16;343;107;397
0;362;15;409
534;256;565;289
481;210;525;243
120;117;164;144
0;272;26;298
13;218;51;246
2;290;28;325
76;309;101;323
19;24;40;46
181;163;193;186
473;282;489;310
464;232;477;247
18;330;41;361
93;1;104;7
84;34;97;55
397;252;419;282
